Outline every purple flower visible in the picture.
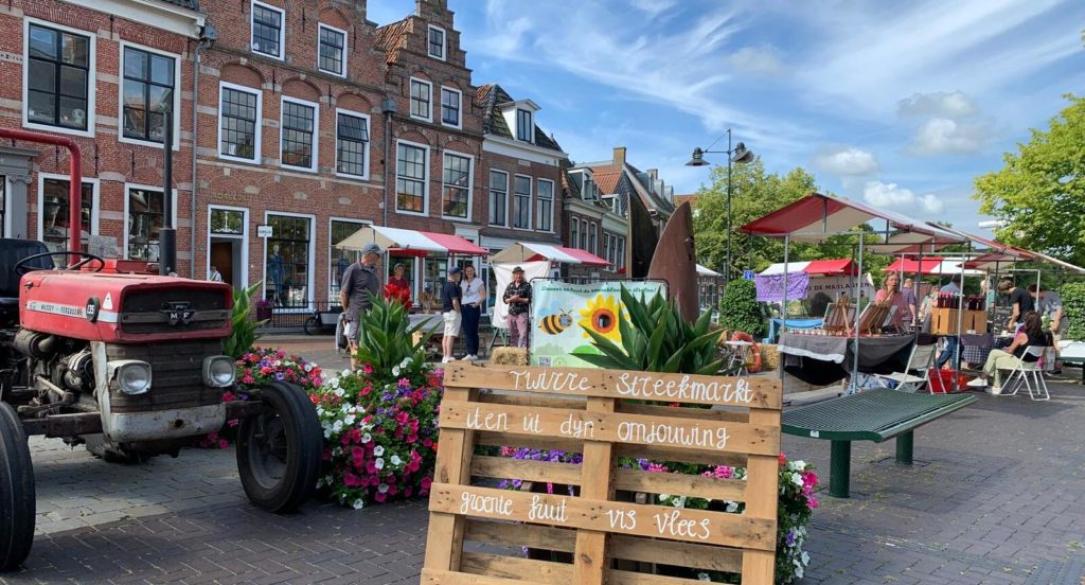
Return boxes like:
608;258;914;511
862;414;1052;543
275;372;285;381
785;529;797;547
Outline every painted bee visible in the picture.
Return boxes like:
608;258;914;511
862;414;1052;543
538;309;574;335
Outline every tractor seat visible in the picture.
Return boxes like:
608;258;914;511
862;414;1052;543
0;239;53;327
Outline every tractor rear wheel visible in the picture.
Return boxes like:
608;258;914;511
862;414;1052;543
0;402;35;571
236;382;320;513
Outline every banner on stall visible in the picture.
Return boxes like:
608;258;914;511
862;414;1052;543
530;280;666;368
491;261;552;330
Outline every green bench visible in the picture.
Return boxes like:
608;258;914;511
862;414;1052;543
783;389;976;498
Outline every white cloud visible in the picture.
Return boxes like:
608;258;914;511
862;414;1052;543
863;181;944;214
898;91;977;119
728;45;784;76
908;117;991;155
812;146;879;176
629;0;677;18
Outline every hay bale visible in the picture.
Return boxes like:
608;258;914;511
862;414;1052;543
491;347;528;366
761;344;780;371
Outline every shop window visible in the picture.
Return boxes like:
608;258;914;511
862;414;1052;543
126;187;168;261
40;178;93;252
265;214;311;309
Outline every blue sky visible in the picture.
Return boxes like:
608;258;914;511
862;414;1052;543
370;0;1085;234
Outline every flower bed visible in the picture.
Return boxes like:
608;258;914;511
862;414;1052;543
310;359;443;509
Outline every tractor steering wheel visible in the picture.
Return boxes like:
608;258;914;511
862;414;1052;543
15;251;105;276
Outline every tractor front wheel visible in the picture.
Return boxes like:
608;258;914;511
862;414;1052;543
0;402;35;571
236;382;320;513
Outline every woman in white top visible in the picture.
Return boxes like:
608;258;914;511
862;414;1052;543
459;264;487;360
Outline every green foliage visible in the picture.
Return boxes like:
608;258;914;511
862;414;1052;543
718;279;765;338
354;294;432;382
578;286;724;375
224;281;266;360
974;95;1085;266
1061;282;1085;340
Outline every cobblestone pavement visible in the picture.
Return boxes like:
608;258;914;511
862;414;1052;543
3;362;1084;584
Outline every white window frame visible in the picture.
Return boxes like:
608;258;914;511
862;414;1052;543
36;172;100;248
328;216;372;303
427;24;446;61
22;17;97;138
515;108;533;143
206;204;249;288
122;183;178;260
511;173;533;231
217;81;263;163
279;95;319;173
441;150;474;222
440;86;462;129
262;210;316;313
409;77;433;123
488;169;509;227
334;107;370;180
118;41;182;150
250;0;286;61
317;23;347;77
394;139;430;217
536;178;555;233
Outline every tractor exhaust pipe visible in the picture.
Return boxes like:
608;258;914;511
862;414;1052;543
0;129;82;257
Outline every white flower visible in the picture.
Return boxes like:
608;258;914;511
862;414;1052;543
795;564;804;580
398;357;412;368
791;473;804;487
352;499;365;510
378;483;390;494
341;369;351;377
697;574;712;581
344;415;356;426
801;551;810;565
273;360;282;367
373;445;385;457
392;366;401;377
323;429;332;439
362;433;372;444
332;420;343;433
390;454;403;466
374;457;385;470
316;407;325;417
725;501;739;513
304;363;313;372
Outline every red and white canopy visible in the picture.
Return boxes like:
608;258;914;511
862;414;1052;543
742;193;963;253
336;225;487;256
759;258;857;276
490;242;609;266
885;258;984;277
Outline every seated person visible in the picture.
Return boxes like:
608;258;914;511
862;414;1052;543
968;311;1052;394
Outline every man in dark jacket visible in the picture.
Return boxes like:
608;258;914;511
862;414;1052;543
503;266;532;348
340;242;382;369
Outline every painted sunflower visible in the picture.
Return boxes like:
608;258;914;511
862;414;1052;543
579;293;624;345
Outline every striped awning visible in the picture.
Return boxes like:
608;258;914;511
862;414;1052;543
490;242;609;266
759;258;857;276
336;225;487;255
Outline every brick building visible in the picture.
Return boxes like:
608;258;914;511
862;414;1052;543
564;163;627;283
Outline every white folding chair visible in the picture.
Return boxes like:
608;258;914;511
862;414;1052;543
874;342;937;393
1003;346;1050;401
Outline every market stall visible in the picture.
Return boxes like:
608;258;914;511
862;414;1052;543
489;242;609;331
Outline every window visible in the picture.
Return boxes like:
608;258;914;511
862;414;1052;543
317;24;346;76
536;179;554;231
428;25;445;60
570;218;579;250
0;178;5;238
26;23;92;132
396;142;427;214
210;208;244;235
441;87;461;127
280;97;318;171
219;83;261;161
265;213;312;309
512;175;531;229
603;232;611;267
617;236;626;270
251;1;285;59
588;222;597;254
488;170;507;226
126;187;168;261
442;153;471;219
579;219;588;250
335;110;369;178
122;46;176;144
410;78;432;121
516;109;533;142
39;178;94;252
329;219;367;302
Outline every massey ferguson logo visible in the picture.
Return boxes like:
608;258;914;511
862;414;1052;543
162;301;196;326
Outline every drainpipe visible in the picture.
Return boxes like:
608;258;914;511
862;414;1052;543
381;97;397;227
191;25;217;278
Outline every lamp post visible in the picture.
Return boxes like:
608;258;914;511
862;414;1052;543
686;129;754;282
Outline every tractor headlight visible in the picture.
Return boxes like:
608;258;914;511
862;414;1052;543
109;361;152;395
203;356;236;388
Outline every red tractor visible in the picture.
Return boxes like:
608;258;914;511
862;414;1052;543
0;131;321;571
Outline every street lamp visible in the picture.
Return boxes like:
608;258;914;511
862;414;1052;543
686;128;754;281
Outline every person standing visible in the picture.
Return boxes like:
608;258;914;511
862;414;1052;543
998;277;1034;332
902;277;918;324
340;243;382;370
384;262;413;310
1030;284;1066;373
874;273;912;330
459;264;486;361
503;266;532;348
441;267;463;363
208;265;223;282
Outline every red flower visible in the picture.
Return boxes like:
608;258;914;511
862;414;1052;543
778;452;788;465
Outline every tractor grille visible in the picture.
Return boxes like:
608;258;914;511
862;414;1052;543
119;288;230;334
105;340;225;413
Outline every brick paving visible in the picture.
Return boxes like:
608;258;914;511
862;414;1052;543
3;360;1084;584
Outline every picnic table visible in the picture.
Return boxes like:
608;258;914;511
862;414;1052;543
783;389;976;497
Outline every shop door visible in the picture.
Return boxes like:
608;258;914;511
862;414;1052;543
210;241;235;286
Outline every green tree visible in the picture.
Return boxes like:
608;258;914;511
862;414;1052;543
974;95;1085;266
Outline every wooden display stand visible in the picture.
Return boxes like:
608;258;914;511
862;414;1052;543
822;301;855;334
856;302;892;335
931;308;987;335
421;363;783;585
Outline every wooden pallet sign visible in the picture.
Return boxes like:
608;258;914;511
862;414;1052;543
422;363;783;585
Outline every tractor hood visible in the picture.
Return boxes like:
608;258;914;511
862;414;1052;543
19;271;233;343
